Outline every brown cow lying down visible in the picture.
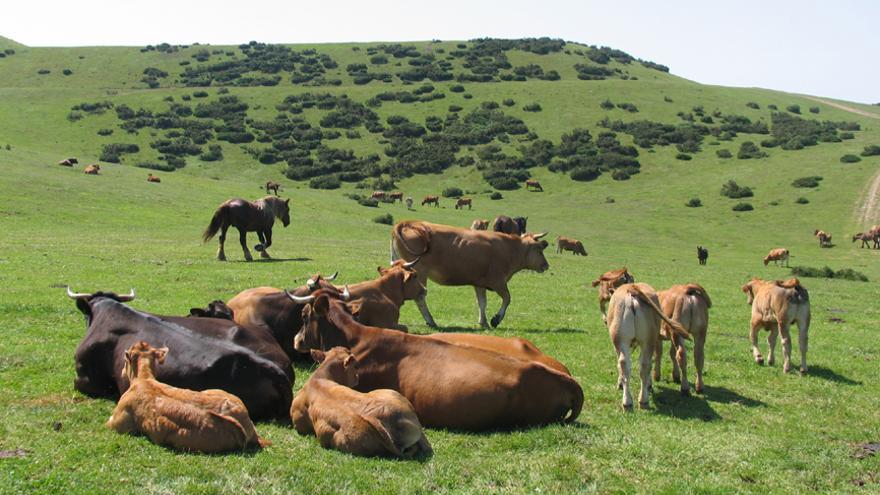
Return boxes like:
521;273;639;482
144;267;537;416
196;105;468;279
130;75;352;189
656;284;711;394
106;342;269;453
556;236;587;256
425;333;571;375
605;283;690;410
295;291;583;431
742;278;811;374
591;268;634;322
291;347;432;458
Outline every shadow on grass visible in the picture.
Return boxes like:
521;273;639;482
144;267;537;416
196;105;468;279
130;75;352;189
429;418;592;437
239;257;313;263
807;365;862;385
652;384;766;421
701;385;766;408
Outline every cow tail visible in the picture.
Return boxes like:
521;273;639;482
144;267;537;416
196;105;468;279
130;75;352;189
564;375;584;423
687;284;712;308
359;413;404;457
631;286;692;340
202;205;228;242
391;222;429;258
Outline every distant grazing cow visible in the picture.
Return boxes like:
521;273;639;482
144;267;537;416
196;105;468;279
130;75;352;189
814;230;832;247
697;246;708;265
371;191;386;201
405;197;413;209
147;174;161;183
852;232;879;249
388;192;404;203
455;198;472;210
556;236;587;256
294;290;583;430
106;342;269;453
742;278;811;374
58;158;76;167
188;300;235;320
525;179;543;191
605;283;690;410
265;181;281;196
763;248;789;267
591;268;635;323
291;347;432;458
421;195;439;207
470;219;489;230
83;164;100;175
67;288;292;420
657;284;711;394
492;215;528;235
391;220;549;328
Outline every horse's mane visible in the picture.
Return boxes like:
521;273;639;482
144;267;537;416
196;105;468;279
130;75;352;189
255;196;284;220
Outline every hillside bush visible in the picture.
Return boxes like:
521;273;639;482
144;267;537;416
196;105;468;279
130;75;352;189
450;84;465;93
786;104;800;114
840;132;854;140
135;161;175;172
199;144;223;161
523;103;542;112
612;169;631;180
442;187;463;198
490;192;503;200
370;55;388;65
861;145;880;156
809;106;820;114
97;129;113;136
309;175;341;189
685;198;702;207
616;102;638;113
37;69;50;75
62;69;73;76
600;99;614;110
732;202;754;211
795;197;809;204
791;176;823;188
676;153;692;161
570;166;601;182
716;149;732;158
840;154;861;163
791;265;868;282
768;104;778;110
737;141;767;159
721;180;753;198
746;102;760;109
373;213;394;225
574;64;614;80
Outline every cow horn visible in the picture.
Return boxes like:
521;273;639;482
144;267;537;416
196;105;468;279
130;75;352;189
117;288;136;302
342;285;351;300
532;232;548;240
285;290;315;304
325;271;339;282
402;257;420;269
66;286;90;299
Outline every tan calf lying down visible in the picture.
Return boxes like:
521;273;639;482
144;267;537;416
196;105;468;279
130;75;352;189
106;342;268;453
656;284;711;394
291;347;432;458
742;278;811;374
605;283;690;410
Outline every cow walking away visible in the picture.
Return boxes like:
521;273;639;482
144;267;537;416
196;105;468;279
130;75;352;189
697;246;708;265
742;278;810;374
106;342;269;453
421;195;439;207
492;215;528;235
391;221;550;328
852;232;879;249
814;230;832;248
405;197;413;210
526;179;543;192
83;164;100;175
202;196;290;261
591;268;634;323
656;284;711;394
294;290;583;430
470;219;489;230
291;347;432;458
265;181;281;196
67;288;293;420
604;283;690;410
147;174;161;183
763;248;789;267
455;198;472;210
388;192;404;203
556;236;587;256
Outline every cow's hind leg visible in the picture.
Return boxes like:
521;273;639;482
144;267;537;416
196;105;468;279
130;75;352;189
617;344;634;410
767;326;778;367
238;228;253;262
414;278;437;328
489;286;511;328
673;336;690;395
652;338;662;383
797;316;810;374
638;345;652;409
779;322;793;373
217;225;228;261
694;333;706;393
750;321;764;365
474;287;489;328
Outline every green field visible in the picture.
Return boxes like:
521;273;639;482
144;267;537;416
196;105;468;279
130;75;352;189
1;36;879;494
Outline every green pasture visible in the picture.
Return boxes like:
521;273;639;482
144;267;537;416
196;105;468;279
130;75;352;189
0;38;879;494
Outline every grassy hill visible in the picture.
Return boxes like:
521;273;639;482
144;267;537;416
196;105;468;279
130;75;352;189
1;36;879;493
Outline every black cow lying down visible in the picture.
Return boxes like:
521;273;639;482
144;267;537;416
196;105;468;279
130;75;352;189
67;288;293;421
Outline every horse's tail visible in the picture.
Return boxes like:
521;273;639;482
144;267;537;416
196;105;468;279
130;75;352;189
202;204;228;242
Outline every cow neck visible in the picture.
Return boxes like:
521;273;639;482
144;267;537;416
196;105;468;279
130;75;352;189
134;358;157;381
309;360;346;384
375;271;406;306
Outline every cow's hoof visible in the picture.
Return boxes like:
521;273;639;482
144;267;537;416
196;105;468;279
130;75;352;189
490;315;502;328
756;357;764;366
800;368;807;375
217;256;226;262
622;404;634;412
638;401;649;410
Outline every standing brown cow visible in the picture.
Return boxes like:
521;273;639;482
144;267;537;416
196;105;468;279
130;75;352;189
147;174;161;183
526;179;543;191
556;236;587;256
763;248;789;267
814;230;832;247
388;192;404;203
656;284;711;394
371;191;386;201
391;221;549;328
852;232;879;249
742;278;810;374
591;268;634;323
455;198;472;210
421;195;439;207
83;164;101;175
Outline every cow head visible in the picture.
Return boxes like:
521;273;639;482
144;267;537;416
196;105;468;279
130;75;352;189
188;300;235;320
741;279;759;305
378;258;426;300
310;347;359;387
521;232;550;272
306;271;339;292
291;289;350;353
67;286;135;326
122;341;168;380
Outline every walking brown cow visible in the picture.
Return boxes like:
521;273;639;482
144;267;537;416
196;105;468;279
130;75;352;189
742;278;811;374
656;284;711;394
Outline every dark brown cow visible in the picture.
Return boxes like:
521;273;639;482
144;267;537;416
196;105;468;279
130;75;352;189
556;236;587;256
454;198;472;210
492;215;527;235
591;268;635;322
83;164;101;175
371;191;386;201
147;174;161;183
58;158;76;167
391;220;549;328
421;195;439;207
294;291;583;431
265;181;281;196
525;179;543;191
388;192;404;203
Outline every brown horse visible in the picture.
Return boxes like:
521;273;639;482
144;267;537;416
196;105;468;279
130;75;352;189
203;196;291;261
265;181;282;196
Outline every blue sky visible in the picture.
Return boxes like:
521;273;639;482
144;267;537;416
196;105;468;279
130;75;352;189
2;0;877;103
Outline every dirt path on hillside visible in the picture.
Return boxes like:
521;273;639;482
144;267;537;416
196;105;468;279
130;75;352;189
805;96;880;119
855;167;880;228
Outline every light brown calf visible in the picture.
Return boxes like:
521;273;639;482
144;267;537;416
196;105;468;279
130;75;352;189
556;236;587;256
591;268;634;322
421;195;439;207
742;278;811;374
371;191;386;200
147;174;161;183
814;229;831;247
291;347;432;458
106;342;268;453
84;164;101;175
525;179;543;191
763;248;789;267
470;219;489;230
455;198;472;210
656;284;711;394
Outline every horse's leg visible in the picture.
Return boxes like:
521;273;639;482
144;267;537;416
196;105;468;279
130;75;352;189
217;225;228;261
259;230;271;259
238;228;253;262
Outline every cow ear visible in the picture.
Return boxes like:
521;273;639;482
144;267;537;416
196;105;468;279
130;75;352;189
741;283;751;294
403;271;413;282
314;295;330;316
310;349;326;363
155;347;168;364
343;354;356;368
285;198;290;205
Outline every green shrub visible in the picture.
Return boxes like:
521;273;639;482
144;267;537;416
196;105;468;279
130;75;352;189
809;106;820;114
664;96;673;103
600;99;615;110
449;84;465;93
676;153;692;161
791;176;823;188
135;161;175;172
193;91;209;98
523;103;542;112
746;102;760;109
37;69;50;75
840;132;855;140
840;154;861;163
490;192;503;200
768;104;778;110
442;187;463;198
448;105;462;112
62;69;73;76
791;265;868;282
373;213;394;225
786;104;800;114
358;197;379;207
716;149;732;158
737;141;767;159
732;202;753;211
616;102;638;113
570;166;601;182
861;145;880;156
612;169;631;180
488;176;520;190
97;129;113;136
721;180;754;198
686;198;702;207
502;99;515;107
795;197;809;204
309;175;341;189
